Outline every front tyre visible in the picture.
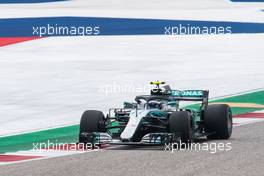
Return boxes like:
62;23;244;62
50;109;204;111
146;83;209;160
169;111;194;144
79;110;106;143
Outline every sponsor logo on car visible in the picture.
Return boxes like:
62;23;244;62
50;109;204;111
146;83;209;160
171;90;204;97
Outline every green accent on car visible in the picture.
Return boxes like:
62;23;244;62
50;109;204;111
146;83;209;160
108;121;121;134
149;110;167;118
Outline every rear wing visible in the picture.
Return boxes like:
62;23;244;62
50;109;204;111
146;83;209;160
170;90;209;109
171;90;209;101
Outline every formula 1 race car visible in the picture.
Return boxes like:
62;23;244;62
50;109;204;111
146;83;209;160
79;82;232;145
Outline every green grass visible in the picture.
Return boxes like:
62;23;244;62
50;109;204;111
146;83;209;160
212;90;264;104
0;125;79;153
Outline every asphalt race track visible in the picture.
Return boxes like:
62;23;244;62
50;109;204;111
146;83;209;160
0;0;263;175
0;121;263;176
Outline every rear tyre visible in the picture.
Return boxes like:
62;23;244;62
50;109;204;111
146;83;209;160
79;110;106;143
169;111;194;144
204;104;232;139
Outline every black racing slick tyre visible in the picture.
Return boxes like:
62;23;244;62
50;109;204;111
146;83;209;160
204;104;232;139
169;111;194;144
79;110;106;143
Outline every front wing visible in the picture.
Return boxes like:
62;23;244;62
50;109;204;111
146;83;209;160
79;132;181;145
